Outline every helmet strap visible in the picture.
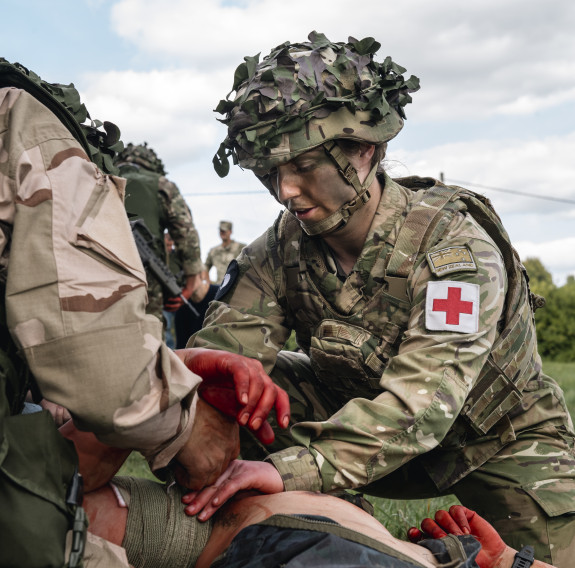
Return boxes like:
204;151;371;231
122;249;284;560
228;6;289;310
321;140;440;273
299;141;377;237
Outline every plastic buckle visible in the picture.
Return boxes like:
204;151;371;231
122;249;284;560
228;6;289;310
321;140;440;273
511;545;535;568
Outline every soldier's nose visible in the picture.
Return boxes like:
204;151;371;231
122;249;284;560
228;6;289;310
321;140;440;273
276;168;301;203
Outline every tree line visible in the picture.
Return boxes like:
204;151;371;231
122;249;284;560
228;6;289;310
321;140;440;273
524;258;575;361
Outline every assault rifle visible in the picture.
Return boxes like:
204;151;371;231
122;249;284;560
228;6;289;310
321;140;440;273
130;219;199;317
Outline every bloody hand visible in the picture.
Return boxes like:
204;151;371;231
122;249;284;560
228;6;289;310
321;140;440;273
178;348;290;444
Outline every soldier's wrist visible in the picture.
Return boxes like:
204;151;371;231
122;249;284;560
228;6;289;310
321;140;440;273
510;545;535;568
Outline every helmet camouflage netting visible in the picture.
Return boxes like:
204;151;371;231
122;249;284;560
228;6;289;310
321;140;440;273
0;58;124;175
213;31;420;177
116;142;167;175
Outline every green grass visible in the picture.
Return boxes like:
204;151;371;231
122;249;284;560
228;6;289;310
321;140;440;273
543;360;575;419
117;360;575;540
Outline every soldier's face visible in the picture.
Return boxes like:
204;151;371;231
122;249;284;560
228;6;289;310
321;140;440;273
270;148;357;226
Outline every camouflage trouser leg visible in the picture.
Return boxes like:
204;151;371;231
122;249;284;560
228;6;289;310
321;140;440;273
452;425;575;568
240;350;336;460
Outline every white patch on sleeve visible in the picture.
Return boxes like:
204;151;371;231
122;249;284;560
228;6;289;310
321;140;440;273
425;281;479;333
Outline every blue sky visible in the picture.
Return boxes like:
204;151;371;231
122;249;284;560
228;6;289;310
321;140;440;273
3;0;575;283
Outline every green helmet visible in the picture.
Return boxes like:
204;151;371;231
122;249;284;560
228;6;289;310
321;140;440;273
0;58;123;175
213;31;419;235
116;142;167;175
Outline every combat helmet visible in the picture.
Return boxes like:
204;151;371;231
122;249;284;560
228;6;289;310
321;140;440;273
0;58;123;175
116;142;167;175
213;31;419;235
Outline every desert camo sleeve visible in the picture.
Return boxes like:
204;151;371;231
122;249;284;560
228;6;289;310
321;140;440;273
0;87;202;469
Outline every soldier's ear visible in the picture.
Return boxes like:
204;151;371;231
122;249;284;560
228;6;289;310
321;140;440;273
358;143;375;161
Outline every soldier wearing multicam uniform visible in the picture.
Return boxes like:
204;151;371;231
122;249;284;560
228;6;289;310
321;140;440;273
0;59;285;567
189;32;575;566
204;220;246;283
116;143;204;323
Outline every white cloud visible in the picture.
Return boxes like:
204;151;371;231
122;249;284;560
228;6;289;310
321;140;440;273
80;67;231;164
389;133;575;216
109;0;575;121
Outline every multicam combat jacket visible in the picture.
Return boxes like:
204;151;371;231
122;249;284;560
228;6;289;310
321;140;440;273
191;173;571;493
0;86;201;469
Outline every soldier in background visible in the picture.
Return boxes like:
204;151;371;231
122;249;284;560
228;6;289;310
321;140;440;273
175;219;246;347
116;142;205;324
204;220;246;283
187;32;575;566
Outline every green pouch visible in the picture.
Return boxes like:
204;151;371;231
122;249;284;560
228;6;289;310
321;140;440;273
0;410;83;568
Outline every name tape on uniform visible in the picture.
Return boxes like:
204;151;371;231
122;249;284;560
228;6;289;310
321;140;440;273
427;246;477;277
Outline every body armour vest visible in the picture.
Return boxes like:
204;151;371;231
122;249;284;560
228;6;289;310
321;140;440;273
120;164;165;262
270;175;542;438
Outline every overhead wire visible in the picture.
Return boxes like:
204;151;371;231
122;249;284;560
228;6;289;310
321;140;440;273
183;179;575;205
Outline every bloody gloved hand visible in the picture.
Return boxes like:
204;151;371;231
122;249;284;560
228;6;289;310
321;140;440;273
407;505;507;568
177;348;290;444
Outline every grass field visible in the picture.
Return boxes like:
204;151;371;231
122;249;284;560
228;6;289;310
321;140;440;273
117;359;575;540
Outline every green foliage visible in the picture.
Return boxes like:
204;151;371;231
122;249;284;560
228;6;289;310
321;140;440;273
523;257;556;298
523;257;575;361
534;278;575;361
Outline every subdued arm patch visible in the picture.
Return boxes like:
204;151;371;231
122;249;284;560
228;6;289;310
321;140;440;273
426;245;477;277
215;259;239;301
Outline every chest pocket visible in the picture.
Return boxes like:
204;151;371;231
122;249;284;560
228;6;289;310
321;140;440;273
309;318;403;401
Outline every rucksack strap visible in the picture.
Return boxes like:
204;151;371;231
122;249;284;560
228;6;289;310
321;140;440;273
385;179;461;302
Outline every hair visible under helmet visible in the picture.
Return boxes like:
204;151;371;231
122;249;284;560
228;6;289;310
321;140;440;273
213;31;420;236
116;142;167;175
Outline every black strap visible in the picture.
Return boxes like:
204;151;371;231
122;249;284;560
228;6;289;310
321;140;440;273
512;545;535;568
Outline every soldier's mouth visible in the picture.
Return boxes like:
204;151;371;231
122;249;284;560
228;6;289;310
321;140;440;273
293;207;315;219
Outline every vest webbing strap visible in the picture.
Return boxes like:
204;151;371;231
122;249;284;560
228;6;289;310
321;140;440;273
386;185;459;279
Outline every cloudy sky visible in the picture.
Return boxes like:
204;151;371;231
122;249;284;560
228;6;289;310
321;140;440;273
4;0;575;284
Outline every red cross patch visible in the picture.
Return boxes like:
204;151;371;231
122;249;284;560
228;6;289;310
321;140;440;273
425;281;479;333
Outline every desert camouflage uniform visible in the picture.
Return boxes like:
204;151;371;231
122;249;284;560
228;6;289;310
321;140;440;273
191;173;575;566
0;86;203;566
121;161;203;322
205;239;246;284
